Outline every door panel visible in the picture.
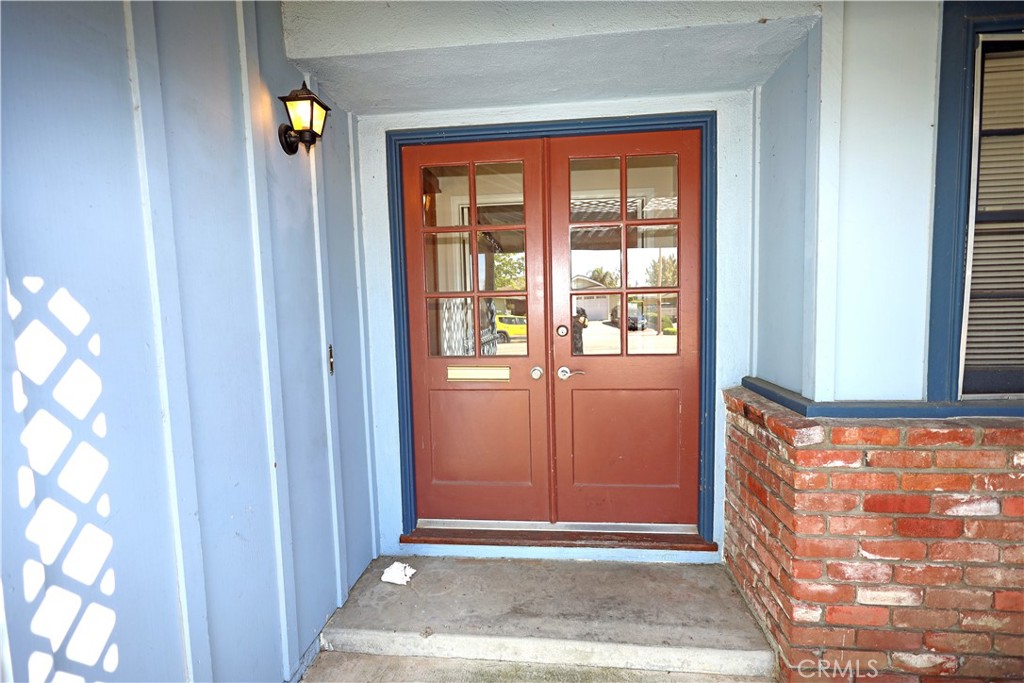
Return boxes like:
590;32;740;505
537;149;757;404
549;131;701;525
404;129;702;528
403;140;550;522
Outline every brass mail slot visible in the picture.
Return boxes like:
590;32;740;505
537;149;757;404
446;365;511;382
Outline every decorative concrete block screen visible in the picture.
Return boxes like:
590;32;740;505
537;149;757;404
723;387;1023;682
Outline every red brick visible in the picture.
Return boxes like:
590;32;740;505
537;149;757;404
827;562;892;584
961;610;1024;634
825;604;889;626
965;566;1024;588
1004;497;1024;517
786;578;856;604
958;655;1024;678
890;651;959;675
793;537;859;559
830;472;899;491
931;494;1000;516
829;516;894;537
923;630;991;653
965;519;1024;541
793;450;864;468
924;587;993;610
793;515;827;534
907;427;975;447
741;402;767;426
894;564;963;585
862;494;931;514
975;472;1024;492
793;471;829;489
866;450;931;468
1004;545;1024;564
994;633;1024;656
792;560;824;579
856;628;922;651
895;517;963;538
892;607;958;630
788;625;856;647
995;590;1024;611
929;540;1001;563
860;539;927;561
820;649;888;675
902;473;972;492
981;427;1024;446
766;414;826;447
793;492;860;513
857;586;923;606
724;392;745;414
934;449;1005;468
831;426;900;446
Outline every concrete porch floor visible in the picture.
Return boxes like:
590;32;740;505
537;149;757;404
307;556;775;681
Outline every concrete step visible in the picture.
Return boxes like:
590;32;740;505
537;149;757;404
320;556;776;680
305;651;775;682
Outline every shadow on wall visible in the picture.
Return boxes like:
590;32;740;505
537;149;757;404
7;275;118;681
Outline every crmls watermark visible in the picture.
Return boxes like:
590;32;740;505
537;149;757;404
796;659;881;679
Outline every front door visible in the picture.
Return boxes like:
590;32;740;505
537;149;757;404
402;130;701;530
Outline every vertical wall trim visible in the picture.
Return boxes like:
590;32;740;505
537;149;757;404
349;114;381;557
307;86;349;603
123;2;212;679
808;2;844;402
750;87;763;377
235;1;298;676
802;19;824;399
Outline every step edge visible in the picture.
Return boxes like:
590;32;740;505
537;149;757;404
321;628;777;678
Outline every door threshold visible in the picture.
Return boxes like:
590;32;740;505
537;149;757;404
400;527;717;552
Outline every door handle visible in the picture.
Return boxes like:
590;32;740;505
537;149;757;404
556;366;585;381
530;366;544;380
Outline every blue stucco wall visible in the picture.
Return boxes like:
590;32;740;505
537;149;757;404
1;2;370;681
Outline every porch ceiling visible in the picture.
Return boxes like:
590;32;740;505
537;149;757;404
282;2;820;116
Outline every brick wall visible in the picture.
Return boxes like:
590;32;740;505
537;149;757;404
723;387;1024;682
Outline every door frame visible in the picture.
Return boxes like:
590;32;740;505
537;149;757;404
386;112;718;542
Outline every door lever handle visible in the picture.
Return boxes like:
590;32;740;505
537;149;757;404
556;366;585;381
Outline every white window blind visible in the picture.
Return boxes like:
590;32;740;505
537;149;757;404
961;43;1024;396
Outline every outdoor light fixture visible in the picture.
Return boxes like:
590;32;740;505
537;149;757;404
278;81;330;155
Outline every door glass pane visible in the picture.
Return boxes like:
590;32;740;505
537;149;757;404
626;225;678;287
627;294;678;355
571;294;621;356
422;165;470;227
480;296;528;357
570;157;620;222
627;155;678;219
427;298;474;357
478;231;526;291
424;232;472;293
476;162;524;225
571;226;620;290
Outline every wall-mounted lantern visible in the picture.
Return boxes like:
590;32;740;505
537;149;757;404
278;81;331;155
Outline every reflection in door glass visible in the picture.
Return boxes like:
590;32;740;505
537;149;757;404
626;293;678;355
626;225;678;288
478;231;526;291
424;232;472;293
570;157;621;222
571;293;621;356
476;162;525;225
427;298;474;357
627;155;678;218
571;227;620;290
422;166;470;227
480;297;527;357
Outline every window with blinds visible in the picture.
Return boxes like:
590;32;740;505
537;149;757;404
961;37;1024;397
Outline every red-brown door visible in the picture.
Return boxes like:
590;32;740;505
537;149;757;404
403;130;701;529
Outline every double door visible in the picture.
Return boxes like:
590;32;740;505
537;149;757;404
403;130;701;529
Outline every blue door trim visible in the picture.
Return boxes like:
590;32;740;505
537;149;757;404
386;112;718;541
927;2;1024;402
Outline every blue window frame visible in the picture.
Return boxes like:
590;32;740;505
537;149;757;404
928;1;1024;401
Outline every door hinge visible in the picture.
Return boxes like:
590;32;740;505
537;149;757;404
328;343;334;376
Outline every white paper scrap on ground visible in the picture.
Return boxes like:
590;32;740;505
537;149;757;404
381;561;417;585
